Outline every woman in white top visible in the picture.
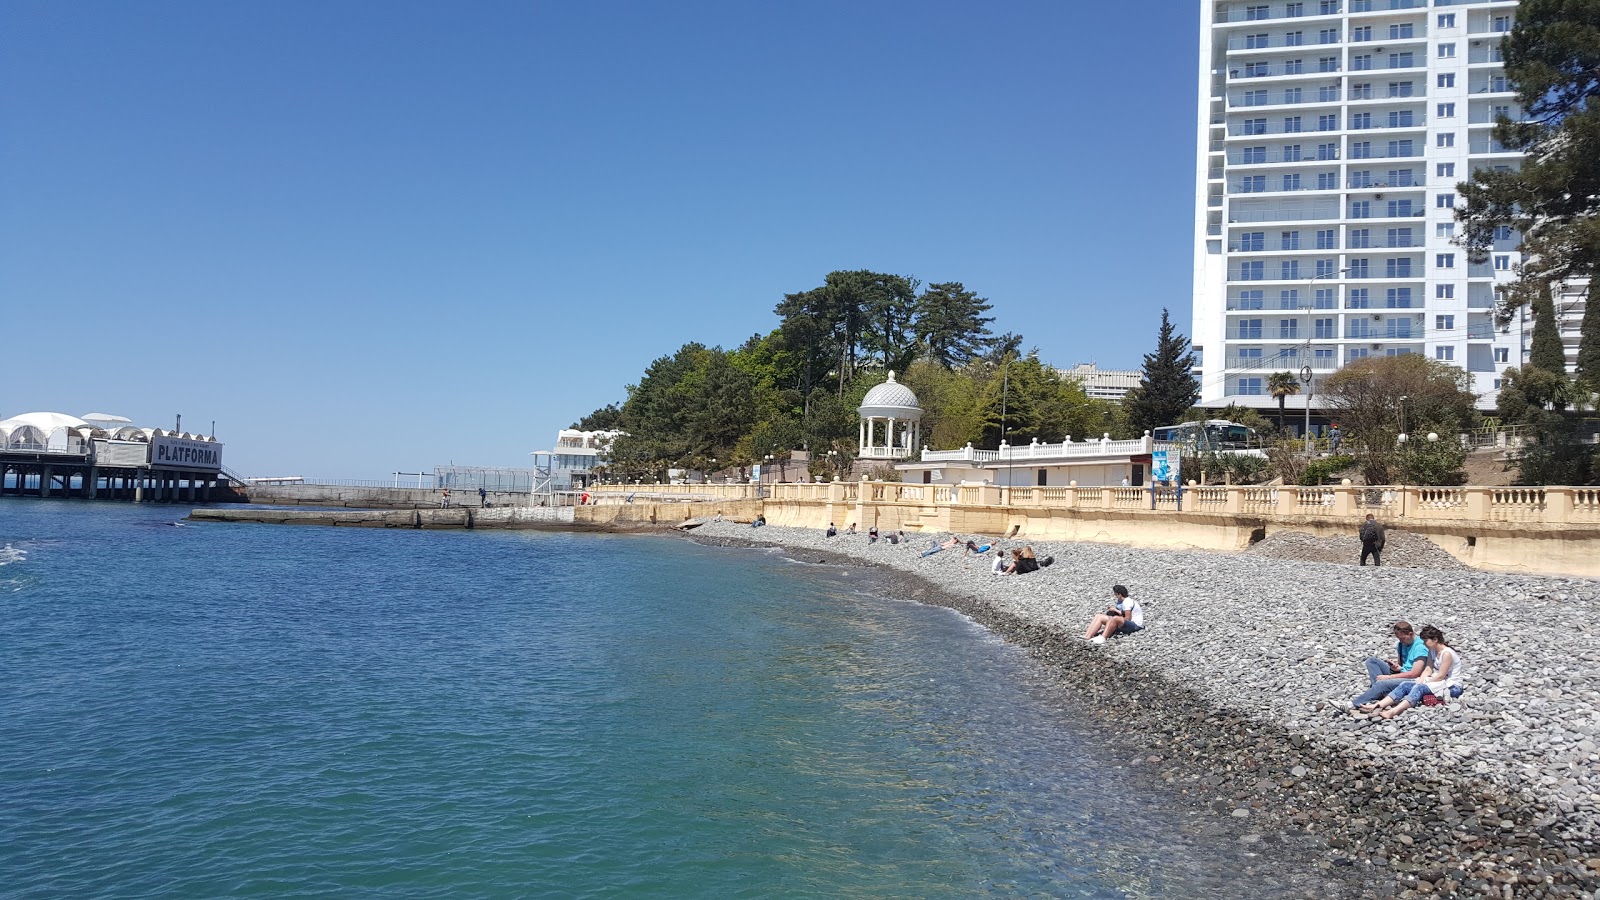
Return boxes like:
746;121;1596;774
1362;625;1463;720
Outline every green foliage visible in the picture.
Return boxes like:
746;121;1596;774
1125;309;1200;436
979;351;1113;449
1301;454;1357;486
1530;288;1569;379
571;403;623;431
914;282;995;368
1323;355;1479;484
1182;449;1270;485
1396;436;1469;487
1458;0;1600;326
1497;366;1598;484
1581;287;1600;390
1266;371;1301;430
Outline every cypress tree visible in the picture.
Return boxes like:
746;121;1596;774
1529;287;1568;374
1578;287;1600;390
1126;309;1201;436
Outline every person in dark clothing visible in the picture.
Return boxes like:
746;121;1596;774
1359;514;1385;566
826;523;837;537
479;487;488;506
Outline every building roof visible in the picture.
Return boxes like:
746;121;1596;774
0;412;92;433
859;372;921;415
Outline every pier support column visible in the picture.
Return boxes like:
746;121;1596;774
87;466;98;499
40;467;53;498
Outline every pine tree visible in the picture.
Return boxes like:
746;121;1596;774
1125;309;1201;436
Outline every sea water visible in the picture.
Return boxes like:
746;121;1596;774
0;501;1335;898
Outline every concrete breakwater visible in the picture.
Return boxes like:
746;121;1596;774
687;522;1600;898
190;506;575;528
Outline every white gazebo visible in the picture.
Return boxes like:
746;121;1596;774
857;371;921;460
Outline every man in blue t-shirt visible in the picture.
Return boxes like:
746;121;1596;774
1349;620;1429;707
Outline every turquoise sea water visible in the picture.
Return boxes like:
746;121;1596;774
1;501;1329;898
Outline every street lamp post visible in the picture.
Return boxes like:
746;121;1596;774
1298;267;1348;454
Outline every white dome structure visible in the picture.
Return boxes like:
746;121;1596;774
857;372;922;460
0;412;96;452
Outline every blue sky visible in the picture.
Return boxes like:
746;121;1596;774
2;1;1199;478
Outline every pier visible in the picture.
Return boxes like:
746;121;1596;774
0;411;243;503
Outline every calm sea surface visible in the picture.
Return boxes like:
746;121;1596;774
1;501;1327;898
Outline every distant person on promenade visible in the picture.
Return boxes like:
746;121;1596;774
479;487;488;506
1347;620;1429;709
1359;626;1464;720
441;489;450;508
1329;425;1343;454
1083;585;1143;644
1359;514;1386;566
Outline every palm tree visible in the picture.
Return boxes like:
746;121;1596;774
1267;371;1302;431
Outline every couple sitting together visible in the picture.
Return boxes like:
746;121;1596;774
1346;620;1465;721
1082;585;1143;644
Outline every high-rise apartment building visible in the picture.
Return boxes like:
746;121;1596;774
1193;0;1527;415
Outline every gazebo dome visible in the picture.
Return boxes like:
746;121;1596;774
857;372;921;461
858;372;921;416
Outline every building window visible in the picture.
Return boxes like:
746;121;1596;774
1315;229;1337;249
1436;314;1455;330
1319;0;1336;13
1347;348;1370;362
1350;200;1372;218
1349;287;1371;308
1246;33;1270;49
1352;25;1372;42
1319;28;1339;44
1492;15;1512;33
1351;112;1372;130
1315;287;1337;308
1352;54;1372;71
1437;133;1456;148
1315;258;1338;277
1286;31;1304;46
1386;226;1414;246
1318;85;1339;102
1242;146;1267;164
1389;23;1413;39
1350;82;1372;100
1284;116;1304;133
1438;73;1455;88
1284;87;1303;104
1384;199;1414;218
1280;319;1299;339
1279;289;1300;309
1319;56;1339;72
1237;377;1264;396
1245;118;1267;135
1493;378;1503;390
1438;13;1456;28
1246;4;1270;20
1317;142;1339;160
1385;258;1412;278
1239;319;1263;339
1494;347;1510;363
1318;113;1338;130
1283;144;1303;162
1240;175;1266;193
1387;110;1415;128
1281;230;1302;249
1437;253;1455;268
1349;227;1371;248
1389;52;1415;68
1239;231;1265;251
1280;259;1301;279
1494;254;1511;270
1437;102;1455;118
1240;261;1265;280
1317;168;1339;189
1286;2;1304;17
1348;258;1370;278
1237;290;1264;309
1438;43;1456;59
1285;58;1304;74
1436;194;1456;208
1387;139;1414;157
1436;222;1456;238
1437;162;1455;177
1386;287;1413;308
1388;81;1414;98
1493;225;1513;241
1436;284;1454;299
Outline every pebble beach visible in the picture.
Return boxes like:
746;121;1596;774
688;521;1600;898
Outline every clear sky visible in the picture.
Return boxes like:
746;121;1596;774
2;1;1200;479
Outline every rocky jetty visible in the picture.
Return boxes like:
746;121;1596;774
690;522;1600;898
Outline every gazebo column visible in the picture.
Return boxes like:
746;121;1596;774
887;418;896;454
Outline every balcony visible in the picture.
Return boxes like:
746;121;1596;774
1469;107;1519;124
1346;320;1425;340
1216;4;1344;24
1227;237;1338;252
1224;354;1340;371
1348;0;1425;11
1469;138;1517;153
1469;47;1507;65
1230;63;1341;79
1346;145;1422;160
1228;204;1341;223
1468;78;1511;94
1348;57;1424;73
1345;176;1423;189
1230;180;1341;195
1229;88;1342;107
1228;147;1340;164
1229;121;1343;137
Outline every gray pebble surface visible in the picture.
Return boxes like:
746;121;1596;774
690;520;1600;897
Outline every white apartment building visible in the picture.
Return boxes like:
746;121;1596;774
1193;0;1528;415
1060;363;1143;400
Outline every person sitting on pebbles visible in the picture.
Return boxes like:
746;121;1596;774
825;523;837;537
868;526;879;543
1083;585;1143;644
1357;625;1463;720
991;549;1008;575
845;523;857;535
1347;620;1429;709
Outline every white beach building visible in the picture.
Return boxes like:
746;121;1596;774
1192;0;1531;412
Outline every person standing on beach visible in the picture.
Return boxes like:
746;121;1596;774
1359;514;1385;566
1348;620;1429;709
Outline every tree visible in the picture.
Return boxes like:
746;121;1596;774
1529;287;1569;377
1322;355;1479;484
1457;0;1600;325
1125;309;1200;436
1266;371;1301;431
571;403;623;432
1580;288;1600;390
913;282;995;368
1497;366;1596;484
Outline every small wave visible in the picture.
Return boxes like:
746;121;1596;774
0;544;26;567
